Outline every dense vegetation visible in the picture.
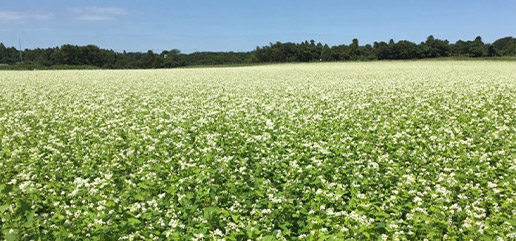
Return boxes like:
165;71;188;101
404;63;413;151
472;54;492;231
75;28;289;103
1;62;516;240
0;36;515;69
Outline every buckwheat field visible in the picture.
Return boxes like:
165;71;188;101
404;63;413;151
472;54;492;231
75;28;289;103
1;61;516;240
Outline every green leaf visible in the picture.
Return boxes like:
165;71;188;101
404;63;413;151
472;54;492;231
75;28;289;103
501;216;516;226
262;235;276;241
19;200;31;214
1;184;13;194
128;218;141;225
5;231;17;241
24;210;35;227
134;194;145;201
0;203;9;213
203;206;219;221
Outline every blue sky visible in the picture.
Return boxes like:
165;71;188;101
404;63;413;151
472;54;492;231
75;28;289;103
1;0;515;53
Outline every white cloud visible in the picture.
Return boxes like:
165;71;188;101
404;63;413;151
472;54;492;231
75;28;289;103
0;11;25;21
34;13;54;20
69;7;128;21
0;11;53;21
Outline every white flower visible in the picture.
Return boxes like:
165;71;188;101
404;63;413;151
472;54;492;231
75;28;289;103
214;229;224;236
265;119;274;129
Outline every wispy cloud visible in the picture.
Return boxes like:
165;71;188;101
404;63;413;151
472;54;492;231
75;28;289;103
34;13;54;20
0;11;53;21
69;7;128;21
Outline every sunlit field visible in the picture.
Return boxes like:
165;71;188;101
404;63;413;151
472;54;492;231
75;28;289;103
1;61;516;240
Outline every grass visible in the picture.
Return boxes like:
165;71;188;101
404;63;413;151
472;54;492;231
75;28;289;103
1;56;515;71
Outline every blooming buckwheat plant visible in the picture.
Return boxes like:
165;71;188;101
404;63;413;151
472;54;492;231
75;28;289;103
1;61;516;240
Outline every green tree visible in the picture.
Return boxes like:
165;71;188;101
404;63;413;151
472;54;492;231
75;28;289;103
162;49;185;68
0;43;7;64
468;36;486;57
321;44;332;61
349;38;359;60
61;44;81;65
487;45;499;57
423;35;450;58
492;37;516;56
141;50;161;68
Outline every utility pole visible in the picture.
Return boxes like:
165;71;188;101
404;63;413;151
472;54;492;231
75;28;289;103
19;38;23;63
320;46;324;62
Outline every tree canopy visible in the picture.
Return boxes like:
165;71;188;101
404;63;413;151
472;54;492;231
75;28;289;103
1;36;515;69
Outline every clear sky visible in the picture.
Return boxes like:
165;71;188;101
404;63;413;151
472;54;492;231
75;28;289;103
1;0;515;53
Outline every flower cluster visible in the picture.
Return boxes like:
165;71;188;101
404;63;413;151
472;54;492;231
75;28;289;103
1;61;516;240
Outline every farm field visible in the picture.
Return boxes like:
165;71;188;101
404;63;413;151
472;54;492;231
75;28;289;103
1;61;516;240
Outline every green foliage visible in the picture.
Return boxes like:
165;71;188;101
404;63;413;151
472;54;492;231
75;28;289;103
492;37;516;56
1;36;515;69
0;62;516;240
0;64;100;70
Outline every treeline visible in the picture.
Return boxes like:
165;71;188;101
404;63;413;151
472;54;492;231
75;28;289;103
0;45;250;69
1;35;515;69
253;36;516;62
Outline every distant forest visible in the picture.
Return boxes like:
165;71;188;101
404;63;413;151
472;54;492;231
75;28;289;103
1;35;515;69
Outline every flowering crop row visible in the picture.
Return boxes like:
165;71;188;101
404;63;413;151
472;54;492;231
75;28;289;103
1;61;516;240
